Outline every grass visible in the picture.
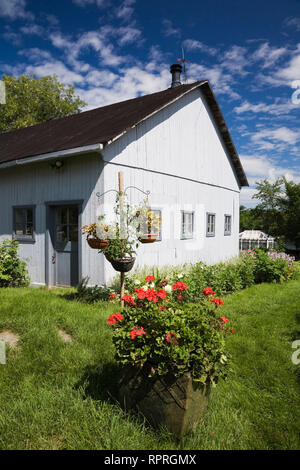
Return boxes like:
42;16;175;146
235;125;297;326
0;280;299;450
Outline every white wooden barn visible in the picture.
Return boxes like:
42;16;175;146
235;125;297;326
0;65;248;287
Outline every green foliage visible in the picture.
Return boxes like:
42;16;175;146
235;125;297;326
0;74;86;133
241;178;300;250
76;277;116;303
108;280;231;384
0;239;30;287
252;249;291;283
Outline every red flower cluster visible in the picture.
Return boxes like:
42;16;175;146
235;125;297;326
133;287;167;303
210;298;224;307
172;281;187;291
122;294;136;306
220;316;230;324
107;312;123;325
166;332;178;345
203;287;216;296
130;327;146;339
145;275;156;283
109;293;117;299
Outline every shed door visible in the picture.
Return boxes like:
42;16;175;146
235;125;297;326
54;206;79;286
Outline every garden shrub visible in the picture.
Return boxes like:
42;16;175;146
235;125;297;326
76;277;116;303
116;249;295;302
0;239;30;287
253;249;291;283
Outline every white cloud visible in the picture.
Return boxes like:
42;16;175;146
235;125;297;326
188;62;240;100
234;99;298;116
182;39;218;56
283;16;300;31
220;45;249;76
0;0;33;20
251;42;288;69
72;0;106;7
115;0;136;22
162;19;181;38
249;127;300;152
25;61;85;85
76;65;170;109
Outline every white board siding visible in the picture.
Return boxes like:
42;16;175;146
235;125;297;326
0;153;105;286
0;87;242;286
101;87;240;282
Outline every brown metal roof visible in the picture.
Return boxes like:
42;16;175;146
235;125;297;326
0;81;248;186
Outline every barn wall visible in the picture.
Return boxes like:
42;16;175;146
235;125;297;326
102;87;240;282
0;153;105;286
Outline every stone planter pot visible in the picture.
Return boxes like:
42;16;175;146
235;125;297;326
138;233;158;244
118;366;211;437
109;257;135;272
87;236;108;249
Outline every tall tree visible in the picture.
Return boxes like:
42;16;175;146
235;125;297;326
0;74;86;133
252;179;284;236
279;178;300;249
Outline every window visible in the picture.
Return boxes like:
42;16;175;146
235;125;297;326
148;209;162;241
56;206;78;243
224;215;232;236
13;206;35;242
206;213;216;237
181;211;194;239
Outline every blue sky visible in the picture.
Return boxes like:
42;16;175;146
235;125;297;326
0;0;299;206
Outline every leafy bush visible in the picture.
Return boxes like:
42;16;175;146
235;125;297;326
0;239;29;287
107;276;232;384
76;277;117;303
253;249;291;283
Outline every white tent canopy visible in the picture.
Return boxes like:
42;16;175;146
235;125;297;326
239;230;275;250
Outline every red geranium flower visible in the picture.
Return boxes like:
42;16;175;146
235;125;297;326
157;289;167;300
166;332;178;345
145;289;158;302
172;281;187;291
210;298;224;307
159;305;166;311
203;287;216;296
134;288;147;300
145;275;156;283
130;327;146;339
107;312;123;325
220;316;230;323
122;294;136;306
109;293;117;299
231;328;235;334
177;293;183;300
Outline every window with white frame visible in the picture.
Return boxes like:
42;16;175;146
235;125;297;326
224;215;232;235
206;213;216;237
149;208;162;241
181;211;194;239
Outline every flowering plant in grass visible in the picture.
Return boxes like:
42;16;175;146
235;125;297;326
107;276;232;385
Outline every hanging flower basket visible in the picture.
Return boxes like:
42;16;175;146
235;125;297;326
87;236;108;250
138;233;158;244
109;257;136;272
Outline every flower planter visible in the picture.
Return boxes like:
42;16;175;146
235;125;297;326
109;257;136;272
138;233;158;244
87;236;108;249
118;367;211;437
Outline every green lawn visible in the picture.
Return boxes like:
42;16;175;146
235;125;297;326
0;280;299;450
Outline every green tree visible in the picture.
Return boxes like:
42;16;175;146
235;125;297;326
0;74;86;133
279;178;300;249
252;179;284;236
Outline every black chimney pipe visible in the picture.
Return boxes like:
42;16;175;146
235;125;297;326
170;63;182;88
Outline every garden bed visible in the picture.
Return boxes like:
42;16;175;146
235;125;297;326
0;281;299;449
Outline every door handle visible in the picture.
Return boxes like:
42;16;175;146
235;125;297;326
52;253;56;264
